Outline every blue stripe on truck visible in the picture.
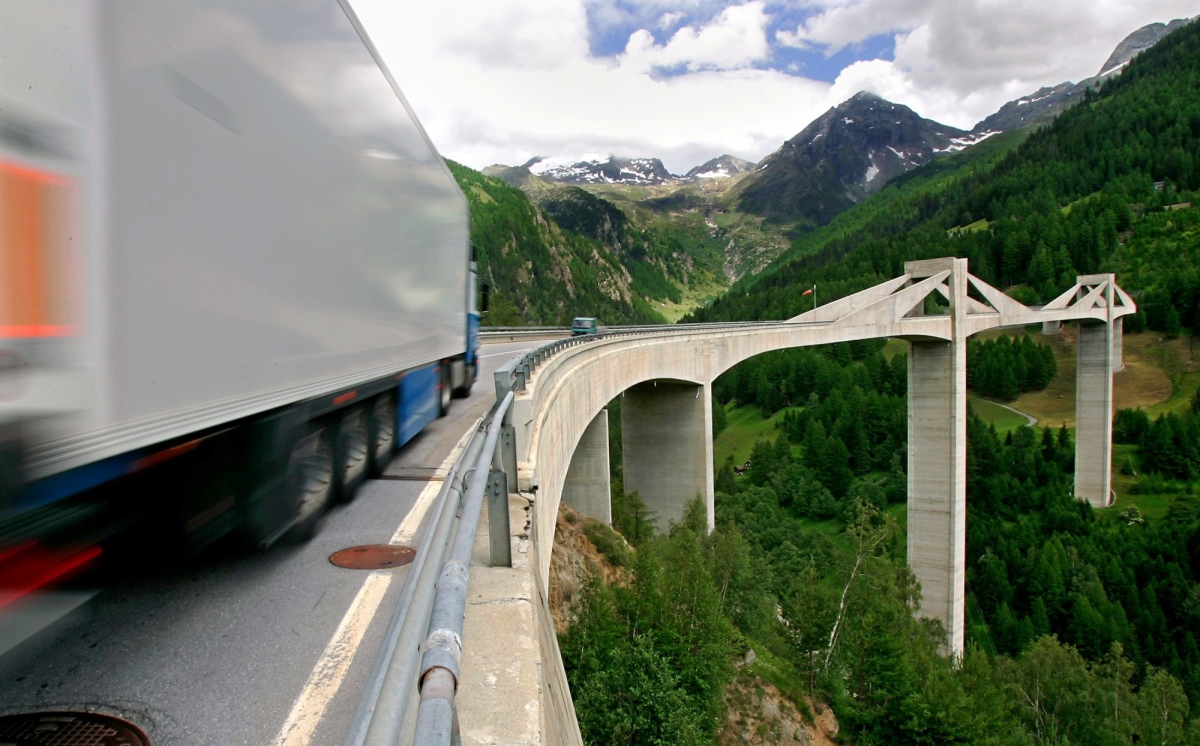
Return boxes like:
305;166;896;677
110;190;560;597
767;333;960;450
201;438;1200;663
14;453;142;514
466;312;480;364
397;363;439;446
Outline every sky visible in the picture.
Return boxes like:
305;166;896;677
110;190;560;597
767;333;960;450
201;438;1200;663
350;1;1198;175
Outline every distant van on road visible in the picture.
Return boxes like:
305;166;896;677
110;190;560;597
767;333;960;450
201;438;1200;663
571;317;600;335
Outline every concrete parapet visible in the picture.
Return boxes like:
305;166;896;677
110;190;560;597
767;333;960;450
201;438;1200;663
562;411;611;524
458;491;584;746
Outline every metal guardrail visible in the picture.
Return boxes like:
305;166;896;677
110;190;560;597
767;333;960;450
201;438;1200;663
479;322;775;342
414;391;513;742
345;392;517;746
492;320;784;393
347;319;781;744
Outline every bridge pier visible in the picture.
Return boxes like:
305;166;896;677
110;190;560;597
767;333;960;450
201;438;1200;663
562;411;612;524
621;380;714;532
1112;317;1124;372
1075;319;1115;508
905;258;968;658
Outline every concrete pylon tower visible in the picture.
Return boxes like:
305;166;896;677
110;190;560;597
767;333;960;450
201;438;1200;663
1074;275;1118;508
904;257;968;658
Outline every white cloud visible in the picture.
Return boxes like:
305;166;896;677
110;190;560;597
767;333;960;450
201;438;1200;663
583;0;734;32
350;0;1198;172
620;2;772;73
791;0;1200;127
426;0;590;71
658;11;685;30
352;0;826;173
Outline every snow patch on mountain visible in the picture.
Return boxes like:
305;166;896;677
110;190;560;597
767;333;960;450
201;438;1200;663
523;155;675;185
935;130;1000;153
1099;60;1130;78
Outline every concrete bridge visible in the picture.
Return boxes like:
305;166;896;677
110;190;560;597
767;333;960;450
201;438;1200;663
461;257;1134;743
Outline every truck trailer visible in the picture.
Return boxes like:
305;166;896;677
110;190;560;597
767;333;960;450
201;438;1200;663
0;0;480;598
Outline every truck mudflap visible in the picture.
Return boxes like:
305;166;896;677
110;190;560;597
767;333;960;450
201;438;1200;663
0;419;23;520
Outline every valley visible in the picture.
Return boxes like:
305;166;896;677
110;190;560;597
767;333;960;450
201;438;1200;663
466;15;1200;745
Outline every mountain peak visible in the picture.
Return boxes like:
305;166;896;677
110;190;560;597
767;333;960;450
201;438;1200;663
1097;17;1193;77
523;155;676;185
738;92;978;226
684;154;756;181
972;16;1195;134
845;90;887;105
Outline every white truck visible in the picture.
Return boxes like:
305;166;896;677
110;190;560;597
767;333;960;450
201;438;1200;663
0;1;481;585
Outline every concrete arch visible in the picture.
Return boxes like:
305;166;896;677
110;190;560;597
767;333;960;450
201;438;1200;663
514;258;1134;657
562;378;712;535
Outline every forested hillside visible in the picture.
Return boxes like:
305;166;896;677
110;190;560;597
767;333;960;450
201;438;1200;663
689;18;1200;325
554;19;1200;746
447;160;671;325
563;342;1200;744
515;180;725;307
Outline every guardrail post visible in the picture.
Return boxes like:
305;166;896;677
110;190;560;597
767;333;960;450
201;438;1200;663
498;401;518;487
494;369;509;402
500;425;517;485
487;470;511;567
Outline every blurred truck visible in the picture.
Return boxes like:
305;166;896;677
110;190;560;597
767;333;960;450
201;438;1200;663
571;317;599;335
0;0;481;602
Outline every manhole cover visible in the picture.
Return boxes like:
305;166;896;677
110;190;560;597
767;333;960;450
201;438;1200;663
329;544;416;570
0;711;149;746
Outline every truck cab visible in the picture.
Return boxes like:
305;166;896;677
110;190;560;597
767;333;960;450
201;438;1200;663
571;317;599;336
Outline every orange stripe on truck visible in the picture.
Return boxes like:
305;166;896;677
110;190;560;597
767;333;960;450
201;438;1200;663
0;160;76;338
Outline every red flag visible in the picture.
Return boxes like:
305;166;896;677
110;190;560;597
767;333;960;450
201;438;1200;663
802;288;813;296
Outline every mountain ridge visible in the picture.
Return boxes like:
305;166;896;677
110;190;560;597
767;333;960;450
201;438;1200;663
972;17;1194;133
732;91;992;228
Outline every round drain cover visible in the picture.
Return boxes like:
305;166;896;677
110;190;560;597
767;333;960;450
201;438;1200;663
0;711;149;746
329;544;416;570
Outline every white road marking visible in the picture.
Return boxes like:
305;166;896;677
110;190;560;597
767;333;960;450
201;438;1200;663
390;424;475;545
272;571;393;746
270;423;477;746
477;349;529;359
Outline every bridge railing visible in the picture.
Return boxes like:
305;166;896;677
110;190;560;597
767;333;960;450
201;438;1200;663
344;389;518;745
493;321;784;392
344;320;784;744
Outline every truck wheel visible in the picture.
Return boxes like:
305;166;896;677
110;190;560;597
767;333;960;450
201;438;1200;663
288;428;334;541
453;362;476;398
369;394;396;477
438;365;451;417
334;408;369;502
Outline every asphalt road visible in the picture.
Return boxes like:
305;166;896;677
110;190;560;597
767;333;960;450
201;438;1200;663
0;340;536;745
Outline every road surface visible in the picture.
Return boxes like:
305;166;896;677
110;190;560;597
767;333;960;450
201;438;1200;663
0;341;536;745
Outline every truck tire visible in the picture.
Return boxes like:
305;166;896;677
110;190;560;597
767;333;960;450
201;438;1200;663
368;394;396;477
288;427;334;541
334;408;369;503
453;361;476;398
438;364;451;417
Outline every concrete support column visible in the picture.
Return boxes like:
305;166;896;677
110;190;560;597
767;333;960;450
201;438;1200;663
906;258;967;659
1112;317;1124;372
1075;320;1114;508
621;380;714;532
562;411;611;524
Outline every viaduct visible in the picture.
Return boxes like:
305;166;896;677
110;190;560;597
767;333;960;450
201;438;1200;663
458;257;1134;744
